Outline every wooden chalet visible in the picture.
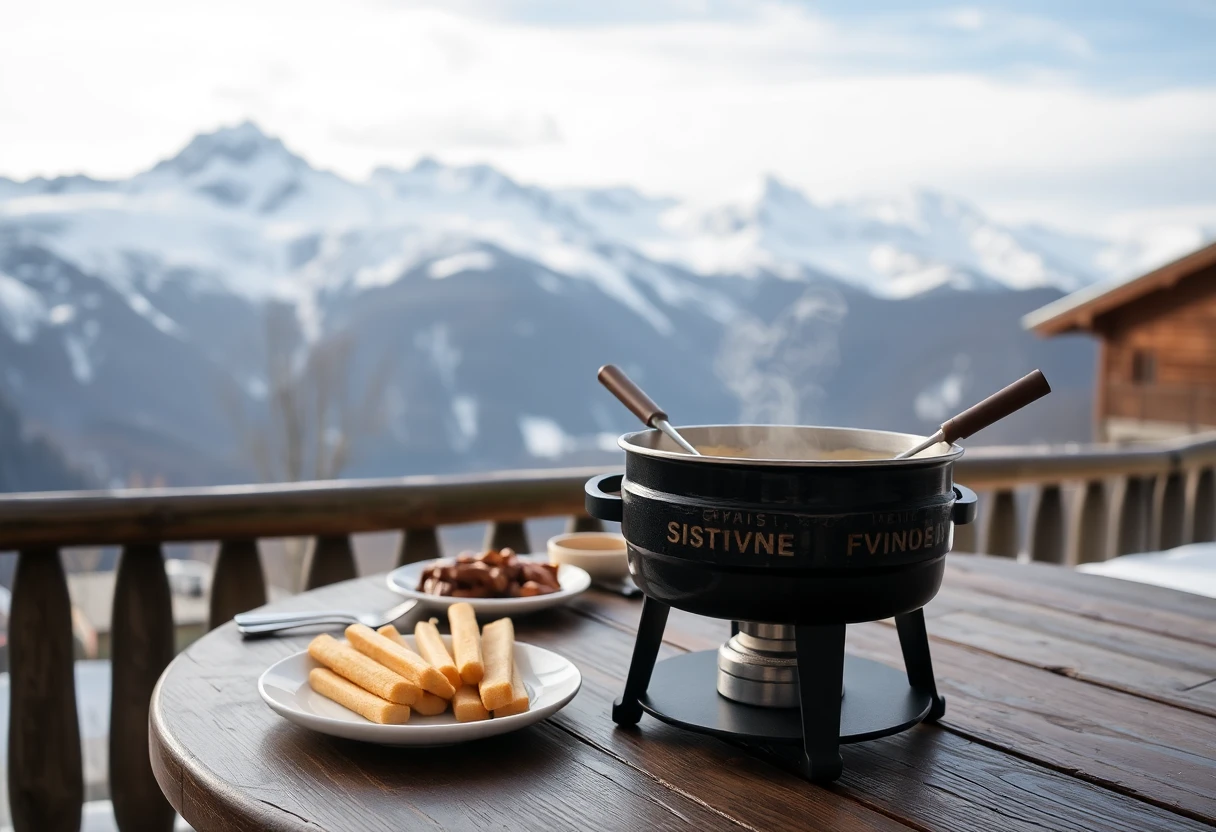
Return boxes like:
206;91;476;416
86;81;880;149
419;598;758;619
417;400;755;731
1025;241;1216;442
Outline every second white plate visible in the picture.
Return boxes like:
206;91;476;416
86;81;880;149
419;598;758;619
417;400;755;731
386;556;591;616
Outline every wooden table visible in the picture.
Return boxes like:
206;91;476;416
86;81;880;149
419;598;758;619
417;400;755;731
150;554;1216;831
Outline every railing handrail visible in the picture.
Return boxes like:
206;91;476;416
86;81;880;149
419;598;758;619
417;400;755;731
4;431;1216;549
954;431;1216;489
0;466;615;548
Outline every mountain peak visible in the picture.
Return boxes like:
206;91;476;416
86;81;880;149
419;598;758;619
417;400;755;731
758;174;808;206
748;174;835;233
153;121;306;178
371;157;528;202
411;156;443;174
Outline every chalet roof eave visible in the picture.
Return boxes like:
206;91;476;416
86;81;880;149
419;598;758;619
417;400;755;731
1022;240;1216;337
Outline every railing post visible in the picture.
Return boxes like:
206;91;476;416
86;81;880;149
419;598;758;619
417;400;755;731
209;538;268;629
1182;469;1201;547
1115;476;1151;555
305;534;358;589
1153;473;1186;551
952;505;978;553
1068;481;1108;564
566;515;605;534
1192;468;1216;543
981;490;1019;558
397;527;441;566
8;547;84;832
485;521;531;554
1028;485;1065;564
110;543;176;832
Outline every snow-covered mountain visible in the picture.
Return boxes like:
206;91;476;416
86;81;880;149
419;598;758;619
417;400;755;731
7;121;1198;307
0;123;1204;486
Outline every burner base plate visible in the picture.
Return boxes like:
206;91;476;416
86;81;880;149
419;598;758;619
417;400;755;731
637;650;934;746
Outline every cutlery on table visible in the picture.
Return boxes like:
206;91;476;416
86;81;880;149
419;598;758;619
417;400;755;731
594;576;643;599
234;598;419;638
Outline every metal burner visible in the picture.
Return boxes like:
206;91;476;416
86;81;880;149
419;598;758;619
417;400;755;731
717;622;800;708
717;622;849;708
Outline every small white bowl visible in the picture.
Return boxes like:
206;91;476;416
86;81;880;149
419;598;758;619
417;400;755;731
548;532;629;581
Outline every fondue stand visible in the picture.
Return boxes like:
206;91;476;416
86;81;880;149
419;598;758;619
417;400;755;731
587;456;976;783
603;533;960;784
592;366;1047;782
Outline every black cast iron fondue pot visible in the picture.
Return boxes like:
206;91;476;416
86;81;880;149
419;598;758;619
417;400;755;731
585;424;977;624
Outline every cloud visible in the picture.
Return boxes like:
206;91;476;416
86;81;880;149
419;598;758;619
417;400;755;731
935;7;1094;58
333;112;561;150
1;0;1214;233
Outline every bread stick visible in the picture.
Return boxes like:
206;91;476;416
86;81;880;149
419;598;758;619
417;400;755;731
347;624;455;698
452;684;490;722
478;618;514;711
448;602;484;684
493;661;529;717
308;634;419;705
308;668;411;724
377;624;403;642
411;620;461;689
411;691;449;716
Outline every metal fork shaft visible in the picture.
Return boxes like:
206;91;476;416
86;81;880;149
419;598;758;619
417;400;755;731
652;418;701;456
237;618;357;637
234;610;359;627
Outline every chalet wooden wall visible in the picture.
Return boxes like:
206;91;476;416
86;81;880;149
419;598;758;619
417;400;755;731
1096;264;1216;430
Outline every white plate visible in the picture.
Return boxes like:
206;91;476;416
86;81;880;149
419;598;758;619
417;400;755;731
258;635;581;746
385;556;591;616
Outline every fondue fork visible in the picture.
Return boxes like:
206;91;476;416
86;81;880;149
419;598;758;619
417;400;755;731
896;369;1052;459
598;365;702;456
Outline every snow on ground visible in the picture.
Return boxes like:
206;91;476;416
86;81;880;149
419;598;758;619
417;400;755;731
48;303;76;325
428;251;495;280
914;356;970;422
64;334;94;382
1078;543;1216;599
414;323;461;391
0;272;46;342
450;395;478;452
518;415;617;459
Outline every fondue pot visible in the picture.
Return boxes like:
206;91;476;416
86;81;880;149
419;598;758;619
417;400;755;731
585;424;976;623
585;424;978;783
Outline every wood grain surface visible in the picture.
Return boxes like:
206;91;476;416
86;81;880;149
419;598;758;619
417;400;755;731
149;554;1216;831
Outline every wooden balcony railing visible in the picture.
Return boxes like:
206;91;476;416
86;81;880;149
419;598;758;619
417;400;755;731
1107;382;1216;429
1;433;1216;831
0;467;611;832
952;431;1216;563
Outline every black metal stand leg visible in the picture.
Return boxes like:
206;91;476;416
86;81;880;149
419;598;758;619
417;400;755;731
895;607;946;722
794;624;846;782
612;596;671;726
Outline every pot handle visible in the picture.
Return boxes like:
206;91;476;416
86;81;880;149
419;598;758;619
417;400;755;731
952;485;978;526
585;473;624;523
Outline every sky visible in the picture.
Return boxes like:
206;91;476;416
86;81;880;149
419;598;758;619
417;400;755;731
2;0;1215;236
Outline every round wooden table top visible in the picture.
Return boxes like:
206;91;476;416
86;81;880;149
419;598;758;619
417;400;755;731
150;555;1216;832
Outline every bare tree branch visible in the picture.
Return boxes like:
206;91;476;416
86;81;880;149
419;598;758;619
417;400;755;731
219;304;391;588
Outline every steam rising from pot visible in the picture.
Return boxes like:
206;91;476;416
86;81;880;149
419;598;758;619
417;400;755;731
714;283;847;425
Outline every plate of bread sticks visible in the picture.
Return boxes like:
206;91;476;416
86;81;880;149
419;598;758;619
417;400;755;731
258;602;581;745
385;549;592;616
